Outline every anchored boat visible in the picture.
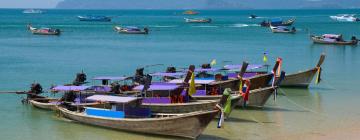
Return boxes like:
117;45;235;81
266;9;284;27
249;14;258;19
27;25;60;35
270;25;296;34
29;85;102;111
57;95;218;139
77;15;111;22
260;18;295;27
184;18;212;23
330;14;360;22
311;34;358;45
183;10;199;15
114;26;149;34
23;9;43;14
279;54;326;88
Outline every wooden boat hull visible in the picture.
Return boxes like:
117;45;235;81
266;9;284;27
58;106;218;139
311;36;358;45
191;95;241;117
29;98;102;111
208;78;240;91
237;87;275;108
279;68;318;88
31;31;60;35
29;98;60;110
141;100;218;113
271;28;296;33
246;73;273;90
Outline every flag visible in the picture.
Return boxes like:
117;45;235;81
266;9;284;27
238;79;243;94
210;59;217;66
315;67;321;84
263;53;268;64
277;58;282;76
188;72;196;96
223;88;232;115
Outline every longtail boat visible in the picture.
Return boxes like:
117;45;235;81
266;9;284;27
270;25;296;34
260;18;295;27
114;26;149;34
29;85;101;111
225;60;281;90
237;86;276;108
57;95;218;139
27;25;61;35
278;54;326;88
311;34;358;45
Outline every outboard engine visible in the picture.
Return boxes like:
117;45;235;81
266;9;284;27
73;72;87;86
197;63;211;78
201;63;211;69
61;91;76;102
166;67;177;73
144;27;149;34
29;83;43;95
163;66;177;81
141;74;152;97
134;68;145;84
55;29;61;34
351;36;357;41
110;82;121;94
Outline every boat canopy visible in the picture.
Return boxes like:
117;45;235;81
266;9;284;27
194;68;221;72
271;18;283;23
86;95;138;104
168;79;215;84
323;34;341;38
133;84;180;91
51;85;91;91
92;76;130;81
149;72;186;77
223;64;264;71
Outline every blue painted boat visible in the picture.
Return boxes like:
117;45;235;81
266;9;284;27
77;15;111;22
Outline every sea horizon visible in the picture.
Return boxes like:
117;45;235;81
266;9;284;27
0;8;360;140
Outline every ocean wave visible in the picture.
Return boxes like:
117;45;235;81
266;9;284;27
191;25;219;28
149;25;178;28
229;24;259;28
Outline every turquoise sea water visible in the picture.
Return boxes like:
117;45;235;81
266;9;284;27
0;9;360;140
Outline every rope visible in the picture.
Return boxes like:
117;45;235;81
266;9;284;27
241;107;265;125
279;89;328;118
319;80;337;90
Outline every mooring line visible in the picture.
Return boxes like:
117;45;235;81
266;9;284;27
242;109;265;125
320;80;337;90
279;89;328;118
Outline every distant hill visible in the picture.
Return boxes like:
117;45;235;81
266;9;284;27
56;0;360;9
56;0;248;9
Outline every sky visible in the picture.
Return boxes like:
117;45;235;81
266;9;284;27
0;0;61;8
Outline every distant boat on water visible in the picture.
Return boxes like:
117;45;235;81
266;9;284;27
77;15;112;22
27;24;61;35
330;14;360;22
183;10;199;15
114;26;149;34
260;18;295;27
23;9;43;14
184;18;212;23
310;34;358;45
249;14;258;19
270;25;296;34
